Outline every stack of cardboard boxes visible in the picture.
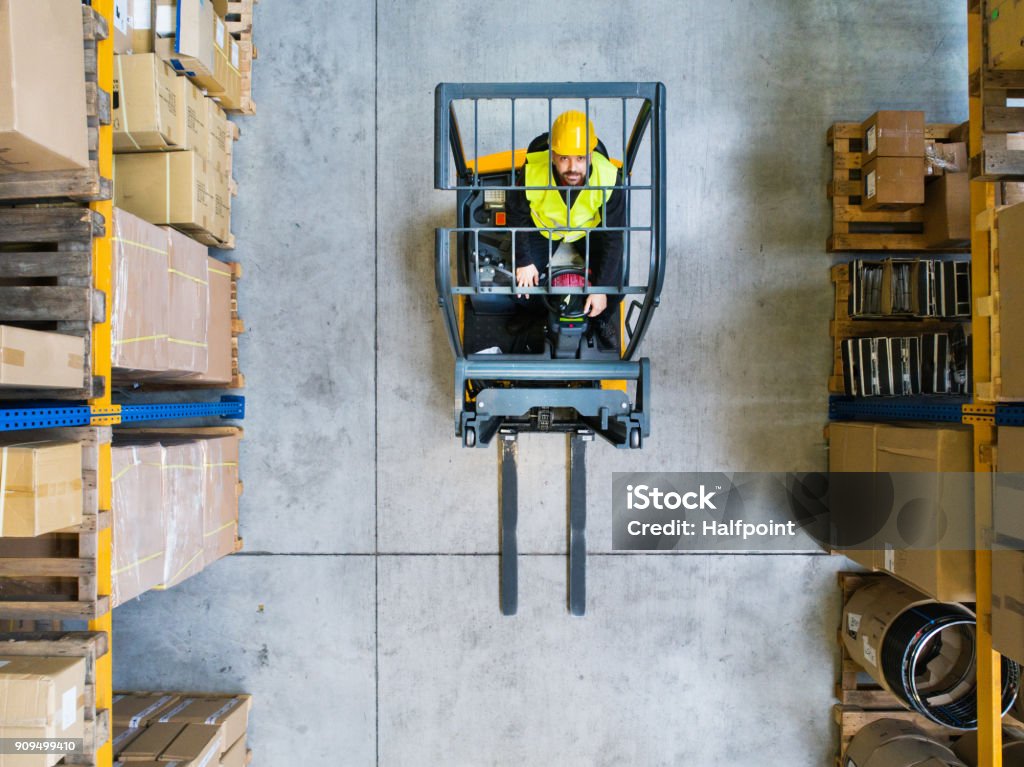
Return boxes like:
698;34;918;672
0;656;87;766
112;431;241;606
859;110;970;248
0;439;83;537
112;692;251;767
111;208;234;384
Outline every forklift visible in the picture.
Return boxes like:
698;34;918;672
434;82;667;615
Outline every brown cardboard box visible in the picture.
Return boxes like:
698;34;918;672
994;427;1024;541
990;0;1024;70
113;693;180;729
924;172;970;248
207;100;230;180
118;722;185;761
114;0;133;53
131;0;153;52
0;325;85;389
220;735;246;767
163;228;209;375
111;208;171;375
997;203;1024;400
181;75;207;161
185;257;232;384
828;421;880;570
993;547;1024;666
954;728;1024;767
0;0;90;173
158;695;250;749
861;157;925;211
114;54;185;153
875;423;975;602
162;723;224;763
111;443;166;606
0;656;85;767
210;30;242;111
0;440;82;537
159;440;206;589
115;150;214;233
155;0;219;88
112;724;145;756
199;434;240;566
861;111;926;162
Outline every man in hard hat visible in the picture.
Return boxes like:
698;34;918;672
506;110;625;350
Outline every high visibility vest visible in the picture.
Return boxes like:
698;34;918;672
524;150;619;242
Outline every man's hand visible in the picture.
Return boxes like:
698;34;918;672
584;293;607;317
516;264;539;298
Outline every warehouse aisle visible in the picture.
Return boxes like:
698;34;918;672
113;1;969;764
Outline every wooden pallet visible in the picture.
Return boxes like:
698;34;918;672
828;263;964;393
0;207;108;400
225;0;257;39
224;0;258;115
834;572;959;766
827;122;968;252
0;427;112;622
0;6;111;202
137;260;245;390
0;631;111;766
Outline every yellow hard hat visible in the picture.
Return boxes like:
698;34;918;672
550;110;598;156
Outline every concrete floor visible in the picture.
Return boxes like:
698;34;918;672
112;2;969;764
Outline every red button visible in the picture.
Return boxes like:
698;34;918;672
495;211;507;225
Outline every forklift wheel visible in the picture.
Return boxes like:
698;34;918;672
629;428;641;449
465;427;477;448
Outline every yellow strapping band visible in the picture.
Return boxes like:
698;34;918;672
111;464;134;483
205;462;238;468
154;548;204;589
162;464;202;470
113;550;163;576
168;338;208;348
114;334;169;345
111;237;168;256
209;267;231;277
203;520;236;538
168;268;208;286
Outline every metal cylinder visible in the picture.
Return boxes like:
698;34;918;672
845;719;966;767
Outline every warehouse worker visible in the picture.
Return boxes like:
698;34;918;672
506;110;625;349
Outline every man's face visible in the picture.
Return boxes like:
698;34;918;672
551;151;589;187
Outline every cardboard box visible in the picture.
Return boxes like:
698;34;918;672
112;724;145;756
162;723;224;763
997;203;1024;400
990;0;1024;70
111;208;171;375
0;656;85;767
185;257;233;384
0;0;89;173
995;427;1024;541
0;440;82;537
210;30;242;111
954;728;1024;767
163;227;210;375
131;0;153;52
159;695;250;750
115;150;214;233
111;443;166;606
155;0;216;82
993;547;1024;666
828;421;880;570
114;53;185;153
118;721;185;761
159;440;206;589
923;172;970;248
875;423;975;603
181;75;208;161
221;735;246;767
114;0;133;53
861;110;926;162
113;693;181;729
207;100;230;180
0;325;85;389
199;434;240;566
861;157;925;211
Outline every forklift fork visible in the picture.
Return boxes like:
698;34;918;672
498;428;592;616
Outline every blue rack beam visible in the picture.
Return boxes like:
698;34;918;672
117;395;245;423
0;406;93;432
828;396;968;423
996;406;1024;426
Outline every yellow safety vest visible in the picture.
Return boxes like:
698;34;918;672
524;150;619;242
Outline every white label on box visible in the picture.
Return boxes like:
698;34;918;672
134;0;152;30
62;687;76;731
231;40;240;69
216;17;225;49
156;5;175;36
884;544;894;572
866;125;877;155
114;0;130;34
865;170;876;200
862;635;877;667
847;612;861;636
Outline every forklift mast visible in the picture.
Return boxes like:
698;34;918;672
434;82;667;615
